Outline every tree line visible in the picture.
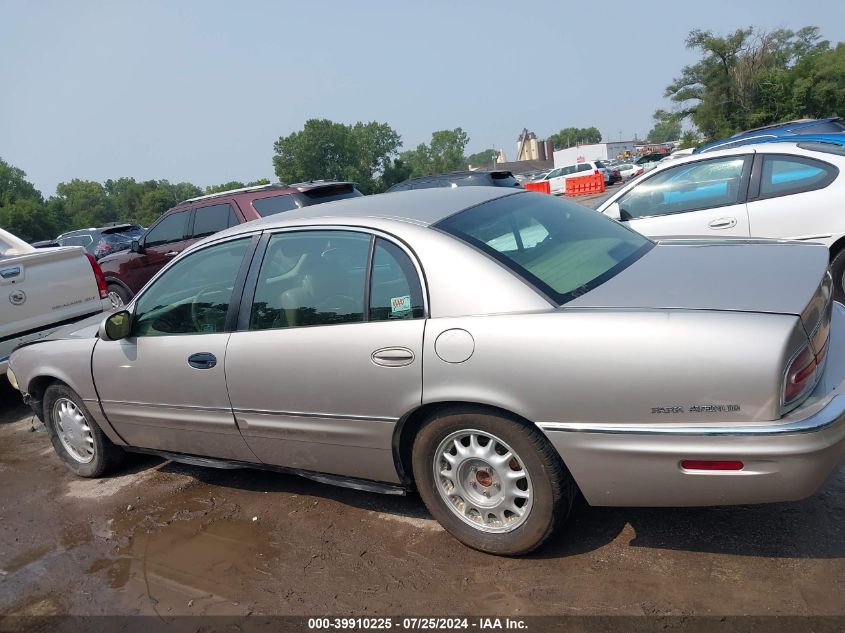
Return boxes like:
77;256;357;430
647;26;845;143
3;24;843;242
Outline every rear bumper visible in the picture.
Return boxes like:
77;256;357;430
539;303;845;507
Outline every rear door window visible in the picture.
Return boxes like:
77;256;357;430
249;231;371;330
192;203;238;239
369;239;425;321
757;155;838;200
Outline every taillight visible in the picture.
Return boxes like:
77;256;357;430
783;345;817;406
594;169;600;175
85;253;109;300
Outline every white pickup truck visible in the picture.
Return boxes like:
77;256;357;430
0;229;112;374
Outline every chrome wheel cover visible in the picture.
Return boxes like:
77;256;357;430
107;291;124;309
53;398;95;464
433;429;532;533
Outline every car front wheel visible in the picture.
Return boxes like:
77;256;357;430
412;410;576;555
43;383;124;477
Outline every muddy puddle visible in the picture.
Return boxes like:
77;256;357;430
87;515;279;615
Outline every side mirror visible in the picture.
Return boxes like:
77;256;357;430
131;239;144;254
99;310;132;341
604;202;622;220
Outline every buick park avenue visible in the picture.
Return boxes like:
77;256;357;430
7;188;845;555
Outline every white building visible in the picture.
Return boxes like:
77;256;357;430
552;141;638;167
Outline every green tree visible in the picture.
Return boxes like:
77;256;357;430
548;127;602;149
401;128;470;177
136;188;177;226
466;148;499;168
54;179;116;228
663;26;843;141
678;130;701;150
0;198;54;242
205;181;246;194
646;110;682;143
380;158;412;190
0;157;42;206
0;157;54;241
170;181;203;205
273;119;401;194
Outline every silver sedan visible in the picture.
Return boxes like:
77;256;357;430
8;187;845;555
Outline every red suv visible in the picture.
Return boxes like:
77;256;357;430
100;181;362;306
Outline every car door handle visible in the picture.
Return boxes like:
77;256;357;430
0;266;21;279
708;217;737;229
188;352;217;369
371;347;415;367
165;251;180;257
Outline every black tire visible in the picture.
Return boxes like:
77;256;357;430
412;409;576;556
107;283;131;308
830;248;845;304
43;382;124;478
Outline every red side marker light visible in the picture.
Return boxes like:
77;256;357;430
681;460;744;471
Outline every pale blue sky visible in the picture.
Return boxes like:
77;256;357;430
3;0;845;196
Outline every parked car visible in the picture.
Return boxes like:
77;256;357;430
57;224;146;260
538;160;609;194
386;170;521;192
634;152;667;172
0;228;110;373
98;181;362;306
596;141;845;300
616;163;645;181
607;167;622;185
9;187;845;555
694;117;845;154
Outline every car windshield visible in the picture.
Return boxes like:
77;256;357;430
436;192;653;304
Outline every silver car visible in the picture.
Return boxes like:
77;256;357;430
7;187;845;555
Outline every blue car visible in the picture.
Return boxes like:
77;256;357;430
694;117;845;154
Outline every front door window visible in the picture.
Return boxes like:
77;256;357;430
617;156;748;220
132;238;250;336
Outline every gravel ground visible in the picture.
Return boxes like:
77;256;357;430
1;368;845;622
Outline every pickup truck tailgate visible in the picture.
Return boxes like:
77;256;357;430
1;246;106;362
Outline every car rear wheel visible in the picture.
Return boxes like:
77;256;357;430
43;383;124;477
830;248;845;303
107;283;131;309
412;410;576;555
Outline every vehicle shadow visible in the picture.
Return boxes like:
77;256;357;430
539;467;845;560
0;377;32;425
147;457;845;560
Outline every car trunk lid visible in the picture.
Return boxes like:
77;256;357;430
566;238;830;322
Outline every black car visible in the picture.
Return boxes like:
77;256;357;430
56;224;145;260
386;170;522;193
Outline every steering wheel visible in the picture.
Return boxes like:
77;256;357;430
191;282;231;332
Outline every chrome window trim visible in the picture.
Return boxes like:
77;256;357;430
257;224;431;320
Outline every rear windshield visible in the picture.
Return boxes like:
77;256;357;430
298;184;363;205
799;120;845;134
102;226;144;242
436;192;653;304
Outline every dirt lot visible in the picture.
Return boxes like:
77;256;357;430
1;376;845;621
